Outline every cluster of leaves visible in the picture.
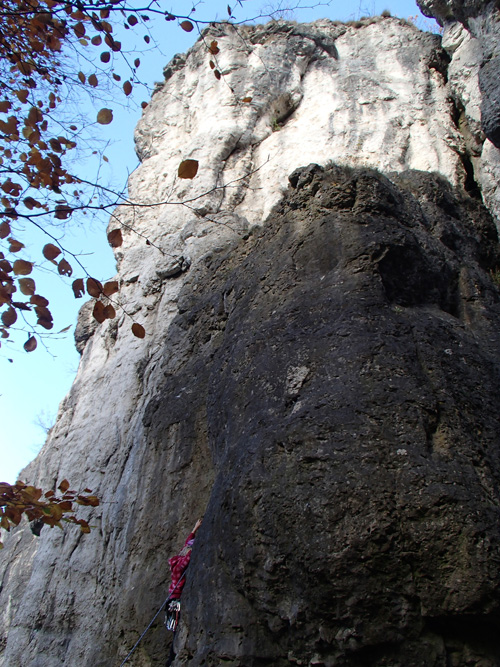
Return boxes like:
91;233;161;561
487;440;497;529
0;478;99;548
0;0;184;353
1;0;330;357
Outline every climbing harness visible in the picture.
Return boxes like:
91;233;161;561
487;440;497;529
118;570;187;667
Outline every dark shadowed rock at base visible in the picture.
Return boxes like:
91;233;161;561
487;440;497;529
141;164;500;666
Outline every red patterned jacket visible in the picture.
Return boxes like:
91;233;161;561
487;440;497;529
168;532;195;599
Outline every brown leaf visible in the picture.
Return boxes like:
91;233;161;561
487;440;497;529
15;89;29;104
8;238;24;253
35;305;53;329
86;277;103;297
214;70;221;80
91;35;102;45
127;14;138;26
30;295;49;307
24;336;37;352
72;278;85;298
97;108;113;125
180;20;194;32
13;260;33;275
107;229;123;248
78;71;86;84
103;280;119;296
92;300;106;323
58;479;70;493
54;204;72;220
132;322;146;338
209;60;215;70
19;277;36;295
58;259;72;277
100;51;110;63
134;58;140;68
42;243;61;262
242;96;253;103
209;40;220;55
103;304;116;319
178;159;199;179
123;81;132;96
0;221;10;239
1;307;17;327
88;74;98;87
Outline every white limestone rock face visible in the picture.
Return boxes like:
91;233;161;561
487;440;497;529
0;16;496;667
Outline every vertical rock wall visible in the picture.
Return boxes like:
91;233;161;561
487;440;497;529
1;9;500;667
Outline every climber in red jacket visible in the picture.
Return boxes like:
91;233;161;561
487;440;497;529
165;518;202;632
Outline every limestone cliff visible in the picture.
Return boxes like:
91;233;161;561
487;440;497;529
1;7;500;667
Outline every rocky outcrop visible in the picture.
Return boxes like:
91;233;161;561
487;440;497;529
418;0;500;223
1;10;500;667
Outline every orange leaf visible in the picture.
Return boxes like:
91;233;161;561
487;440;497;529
107;229;123;247
58;479;70;493
24;335;37;352
180;20;194;32
132;322;146;338
97;108;113;125
178;159;199;179
42;243;61;262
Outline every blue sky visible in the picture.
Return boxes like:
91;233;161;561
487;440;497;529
0;0;436;483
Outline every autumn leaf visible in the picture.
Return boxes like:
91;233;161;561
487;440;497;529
123;81;132;96
178;159;199;179
242;97;253;103
86;277;103;297
103;281;119;296
132;322;146;338
43;243;62;262
88;74;98;87
58;259;73;277
13;260;33;275
209;40;220;55
24;336;37;352
72;278;85;298
104;304;116;319
97;108;113;125
107;229;123;247
1;307;17;327
92;300;106;323
180;20;194;32
19;278;36;295
58;480;70;493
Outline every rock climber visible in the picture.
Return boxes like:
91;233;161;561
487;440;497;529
165;518;202;665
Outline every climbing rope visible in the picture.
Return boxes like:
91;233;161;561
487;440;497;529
118;571;187;667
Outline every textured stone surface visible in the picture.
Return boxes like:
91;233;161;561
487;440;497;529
1;12;500;667
418;0;500;223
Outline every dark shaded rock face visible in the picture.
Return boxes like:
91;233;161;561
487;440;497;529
479;54;500;150
142;164;500;666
